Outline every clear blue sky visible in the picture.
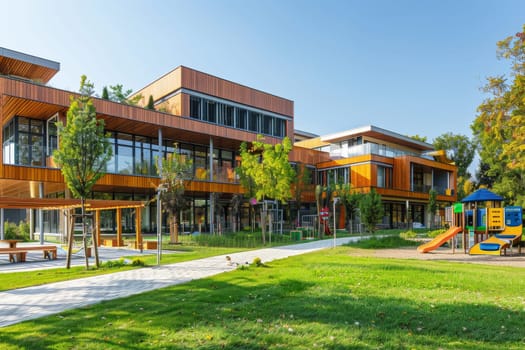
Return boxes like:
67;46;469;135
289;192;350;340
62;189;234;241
2;0;524;143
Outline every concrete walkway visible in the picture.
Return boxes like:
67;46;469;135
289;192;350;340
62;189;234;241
0;236;361;328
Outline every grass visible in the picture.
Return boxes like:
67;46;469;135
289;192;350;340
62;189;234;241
345;235;420;249
0;246;247;292
1;246;525;349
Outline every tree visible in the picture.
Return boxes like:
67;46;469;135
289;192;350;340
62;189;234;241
54;75;112;269
433;133;476;179
359;189;384;233
108;84;143;105
237;136;295;244
428;189;437;229
335;183;362;232
156;144;193;244
410;135;428;143
146;95;155;110
292;162;312;227
472;25;525;206
101;86;109;100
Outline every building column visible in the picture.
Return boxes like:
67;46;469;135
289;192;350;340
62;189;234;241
116;208;122;246
0;209;4;240
39;182;44;244
135;207;142;250
209;137;214;234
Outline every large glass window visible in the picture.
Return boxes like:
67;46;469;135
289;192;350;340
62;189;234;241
262;115;273;135
2;117;45;166
203;100;217;123
190;96;201;119
248;111;260;132
236;108;247;130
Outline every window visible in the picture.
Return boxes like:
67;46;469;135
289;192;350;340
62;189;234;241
3;117;45;166
273;118;285;137
377;165;392;188
236;108;247;129
203;100;217;123
190;96;201;119
262;115;273;135
248;111;259;132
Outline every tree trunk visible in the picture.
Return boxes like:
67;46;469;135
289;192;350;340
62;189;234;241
66;210;74;269
81;197;89;270
92;212;100;268
169;213;179;244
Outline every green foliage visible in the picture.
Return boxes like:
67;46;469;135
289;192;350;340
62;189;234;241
156;143;193;244
102;258;128;268
131;258;145;266
146;95;155;110
345;235;419;248
359;189;384;233
427;229;446;238
237;135;295;203
108;84;143;105
399;230;417;239
409;134;427;142
472;25;525;205
252;257;263;266
3;221;30;241
53;75;112;199
335;183;362;229
189;231;291;248
101;86;109;100
433;133;476;179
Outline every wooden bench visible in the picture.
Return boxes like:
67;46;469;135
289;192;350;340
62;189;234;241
0;248;28;263
22;245;58;260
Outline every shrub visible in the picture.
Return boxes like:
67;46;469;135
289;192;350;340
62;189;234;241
399;230;417;239
131;258;145;266
102;258;128;268
427;229;446;238
4;221;30;241
345;236;419;249
252;257;263;267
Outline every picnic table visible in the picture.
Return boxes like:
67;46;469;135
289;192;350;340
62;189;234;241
0;240;58;263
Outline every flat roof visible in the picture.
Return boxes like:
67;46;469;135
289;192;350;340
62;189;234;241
320;125;434;151
0;47;60;83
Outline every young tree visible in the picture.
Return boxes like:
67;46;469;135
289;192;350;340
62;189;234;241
359;189;384;233
433;133;476;179
101;86;109;100
156;144;193;244
292;162;312;227
108;84;143;106
237;136;295;244
472;25;525;206
335;183;362;232
428;189;437;229
54;75;112;269
146;95;155;110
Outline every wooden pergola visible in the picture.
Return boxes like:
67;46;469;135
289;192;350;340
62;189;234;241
0;197;146;248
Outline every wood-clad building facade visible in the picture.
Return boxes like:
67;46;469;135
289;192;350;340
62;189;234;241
0;47;456;243
296;125;457;228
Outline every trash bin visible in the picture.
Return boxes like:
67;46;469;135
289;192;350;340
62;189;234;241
291;230;302;241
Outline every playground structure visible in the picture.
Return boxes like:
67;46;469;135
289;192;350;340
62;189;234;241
418;189;523;256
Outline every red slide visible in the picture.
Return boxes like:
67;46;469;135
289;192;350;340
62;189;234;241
417;227;462;253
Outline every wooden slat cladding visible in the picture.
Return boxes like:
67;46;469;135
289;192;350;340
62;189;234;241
133;66;294;118
289;146;330;164
0;57;58;84
180;67;293;117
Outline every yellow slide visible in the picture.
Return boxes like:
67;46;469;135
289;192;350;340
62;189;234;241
417;226;462;253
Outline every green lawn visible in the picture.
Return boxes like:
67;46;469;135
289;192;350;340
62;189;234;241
0;246;248;292
1;247;524;349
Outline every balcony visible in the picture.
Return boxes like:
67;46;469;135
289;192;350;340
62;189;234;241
329;143;419;159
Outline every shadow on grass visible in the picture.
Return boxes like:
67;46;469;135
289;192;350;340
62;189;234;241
1;271;523;349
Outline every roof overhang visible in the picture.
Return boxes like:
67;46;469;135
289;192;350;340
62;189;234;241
320;125;434;152
0;47;60;84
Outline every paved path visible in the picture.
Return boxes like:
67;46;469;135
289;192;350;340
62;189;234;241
0;236;361;328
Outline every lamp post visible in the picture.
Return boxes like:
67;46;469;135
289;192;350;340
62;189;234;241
333;197;339;248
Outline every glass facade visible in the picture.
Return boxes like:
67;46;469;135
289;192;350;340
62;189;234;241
189;95;286;138
3;116;45;166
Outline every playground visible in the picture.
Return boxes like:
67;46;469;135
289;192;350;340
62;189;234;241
416;188;523;259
